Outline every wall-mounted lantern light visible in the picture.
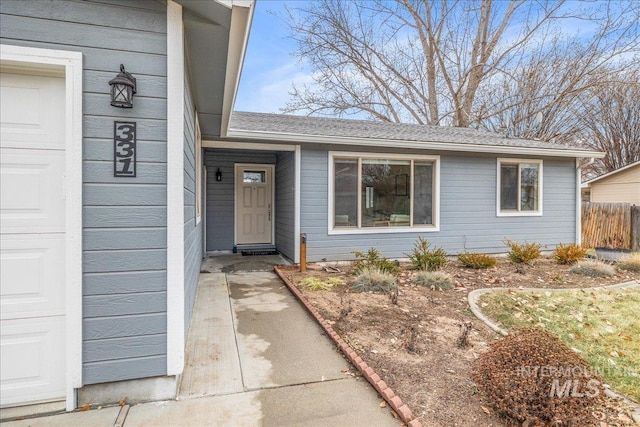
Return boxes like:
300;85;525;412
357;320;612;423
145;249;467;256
216;168;222;182
109;64;137;108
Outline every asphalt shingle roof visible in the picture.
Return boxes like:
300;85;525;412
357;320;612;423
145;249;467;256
229;111;588;154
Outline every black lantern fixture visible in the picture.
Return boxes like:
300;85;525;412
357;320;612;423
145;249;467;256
109;64;137;108
216;168;222;182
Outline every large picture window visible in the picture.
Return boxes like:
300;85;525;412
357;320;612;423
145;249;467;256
330;152;439;233
497;158;543;216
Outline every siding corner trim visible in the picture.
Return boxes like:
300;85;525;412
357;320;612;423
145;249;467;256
166;0;185;377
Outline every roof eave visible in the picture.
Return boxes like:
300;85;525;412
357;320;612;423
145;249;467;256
227;128;606;158
220;2;255;138
583;160;640;185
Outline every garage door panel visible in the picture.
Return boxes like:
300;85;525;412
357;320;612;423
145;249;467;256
0;235;65;319
0;317;66;406
0;68;67;407
0;149;65;233
0;72;65;150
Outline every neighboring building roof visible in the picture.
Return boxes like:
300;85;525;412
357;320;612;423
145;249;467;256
583;160;640;185
227;111;603;158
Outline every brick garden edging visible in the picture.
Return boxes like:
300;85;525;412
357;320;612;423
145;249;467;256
274;266;422;427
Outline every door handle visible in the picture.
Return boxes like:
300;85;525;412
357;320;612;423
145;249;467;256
268;203;271;221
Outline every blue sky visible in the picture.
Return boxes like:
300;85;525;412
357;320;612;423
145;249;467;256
235;1;310;114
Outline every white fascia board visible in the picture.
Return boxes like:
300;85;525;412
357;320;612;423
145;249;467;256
166;0;185;377
203;139;296;151
227;129;605;159
215;0;254;8
220;2;254;137
583;160;640;185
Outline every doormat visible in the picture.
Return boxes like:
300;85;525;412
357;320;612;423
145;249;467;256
241;250;279;256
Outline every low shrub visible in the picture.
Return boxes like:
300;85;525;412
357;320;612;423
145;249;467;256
618;252;640;272
553;243;587;265
414;271;454;290
352;248;399;274
352;266;397;293
457;252;497;269
570;260;615;277
473;327;604;426
325;277;345;286
300;277;334;291
505;239;541;264
406;237;448;271
299;276;345;291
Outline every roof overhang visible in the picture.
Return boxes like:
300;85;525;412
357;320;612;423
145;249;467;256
583;160;640;185
226;128;606;158
178;0;254;139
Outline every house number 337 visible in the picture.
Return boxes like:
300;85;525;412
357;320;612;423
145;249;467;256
114;121;137;177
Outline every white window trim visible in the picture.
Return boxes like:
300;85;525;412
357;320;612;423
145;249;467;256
1;44;83;411
328;151;440;235
496;158;543;217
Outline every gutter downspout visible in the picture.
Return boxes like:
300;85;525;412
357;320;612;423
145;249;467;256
576;157;595;245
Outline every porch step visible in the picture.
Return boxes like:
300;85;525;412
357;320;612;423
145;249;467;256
233;244;276;254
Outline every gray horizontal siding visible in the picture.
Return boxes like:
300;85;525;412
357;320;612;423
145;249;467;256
83;184;167;206
0;39;167;76
300;147;577;262
205;149;277;251
84;292;166;318
0;0;166;33
84;271;167;295
275;151;295;260
84;139;167;162
84;117;167;141
83;228;166;250
85;93;167;119
83;249;167;273
83;161;166;184
0;0;169;384
0;13;166;54
183;70;202;336
84;71;167;99
84;313;166;341
83;207;166;228
83;356;166;385
83;334;166;363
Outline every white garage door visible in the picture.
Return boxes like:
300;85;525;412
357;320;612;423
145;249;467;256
0;70;67;407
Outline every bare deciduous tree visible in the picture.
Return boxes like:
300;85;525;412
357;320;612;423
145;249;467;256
576;70;640;179
283;0;640;140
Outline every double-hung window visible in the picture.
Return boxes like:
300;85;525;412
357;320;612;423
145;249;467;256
497;158;543;216
329;152;439;233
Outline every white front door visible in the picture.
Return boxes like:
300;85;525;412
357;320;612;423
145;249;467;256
0;70;67;406
235;164;274;245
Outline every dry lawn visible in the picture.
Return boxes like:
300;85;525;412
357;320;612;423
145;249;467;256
479;288;640;402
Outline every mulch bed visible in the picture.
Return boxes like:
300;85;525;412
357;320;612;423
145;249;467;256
277;258;640;426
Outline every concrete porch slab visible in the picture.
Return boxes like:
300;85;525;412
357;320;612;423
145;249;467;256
202;253;290;273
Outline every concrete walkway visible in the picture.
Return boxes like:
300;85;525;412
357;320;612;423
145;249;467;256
3;254;397;427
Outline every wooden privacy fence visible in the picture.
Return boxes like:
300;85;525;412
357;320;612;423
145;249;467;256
581;202;639;250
